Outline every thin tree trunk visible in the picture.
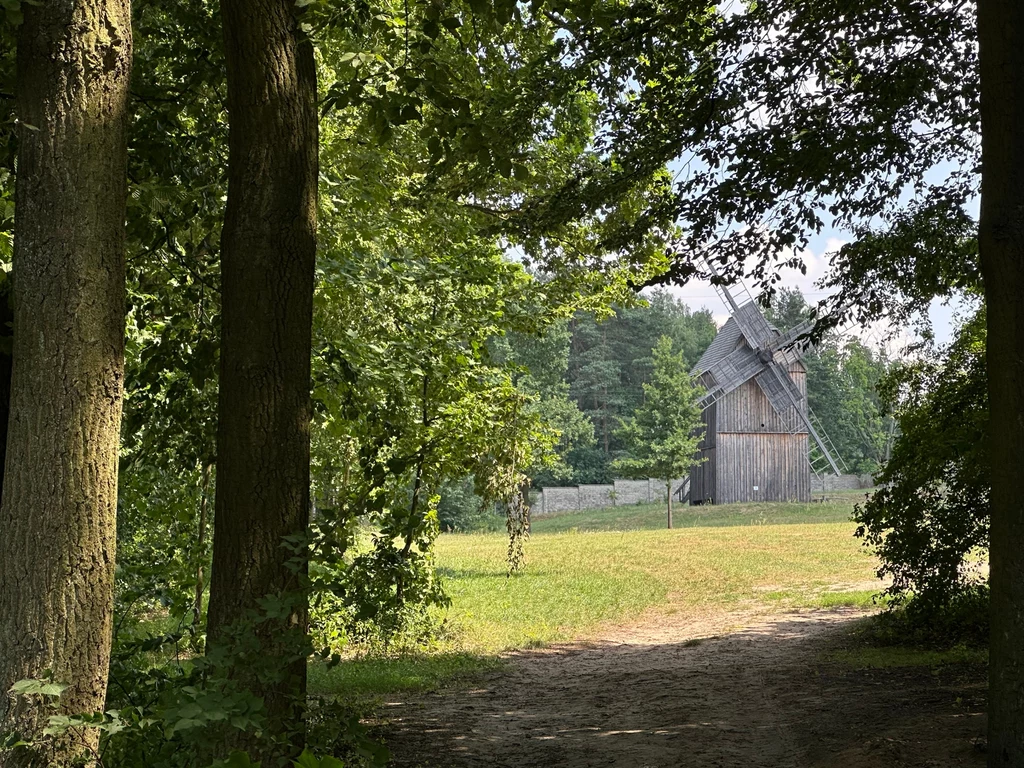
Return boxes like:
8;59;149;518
193;463;213;628
205;0;318;758
521;481;532;534
666;479;673;529
0;1;131;764
979;1;1024;763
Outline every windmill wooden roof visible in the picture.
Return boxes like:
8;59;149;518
692;303;780;376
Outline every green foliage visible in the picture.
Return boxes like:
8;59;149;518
862;586;990;652
612;336;704;485
766;288;894;474
0;169;12;262
820;198;980;333
435;476;503;533
493;320;597;487
854;307;988;611
293;750;345;768
116;0;226;638
310;161;549;620
7;680;67;698
0;628;384;768
658;1;977;295
562;291;716;481
315;0;713;293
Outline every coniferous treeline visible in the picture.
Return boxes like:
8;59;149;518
516;287;894;488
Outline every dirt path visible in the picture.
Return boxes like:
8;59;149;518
382;608;987;767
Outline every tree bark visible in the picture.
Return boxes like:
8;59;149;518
0;283;14;503
205;0;317;757
0;1;131;764
978;1;1024;764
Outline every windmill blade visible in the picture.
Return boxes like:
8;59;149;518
697;343;764;408
769;320;815;364
756;361;843;476
730;302;776;351
753;361;803;424
806;407;847;477
702;258;774;348
795;407;843;476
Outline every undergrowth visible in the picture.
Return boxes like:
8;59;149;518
831;587;990;670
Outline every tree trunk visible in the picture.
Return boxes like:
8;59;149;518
666;479;673;529
978;1;1024;764
0;1;131;764
0;282;14;503
193;463;213;629
205;0;317;757
521;481;532;534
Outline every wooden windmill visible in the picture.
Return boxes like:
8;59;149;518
688;269;844;505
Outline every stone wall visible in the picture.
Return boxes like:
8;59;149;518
538;486;581;514
536;475;871;514
536;478;687;516
815;473;875;492
612;479;650;505
579;484;615;509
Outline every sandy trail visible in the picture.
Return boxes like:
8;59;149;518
382;608;987;768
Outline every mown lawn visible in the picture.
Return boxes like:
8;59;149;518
310;498;883;698
529;496;865;534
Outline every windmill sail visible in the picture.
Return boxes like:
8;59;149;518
728;301;777;351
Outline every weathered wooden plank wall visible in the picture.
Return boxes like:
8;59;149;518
715;432;810;503
717;367;806;432
690;395;717;503
691;361;811;504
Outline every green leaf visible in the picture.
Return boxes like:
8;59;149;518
9;679;67;698
223;751;260;768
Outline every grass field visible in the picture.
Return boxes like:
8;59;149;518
529;497;865;534
310;497;883;698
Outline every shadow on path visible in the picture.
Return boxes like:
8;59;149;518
382;609;986;768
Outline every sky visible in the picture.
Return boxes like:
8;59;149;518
663;229;974;354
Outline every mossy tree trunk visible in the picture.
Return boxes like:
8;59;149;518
0;1;131;764
979;0;1024;764
205;0;318;758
